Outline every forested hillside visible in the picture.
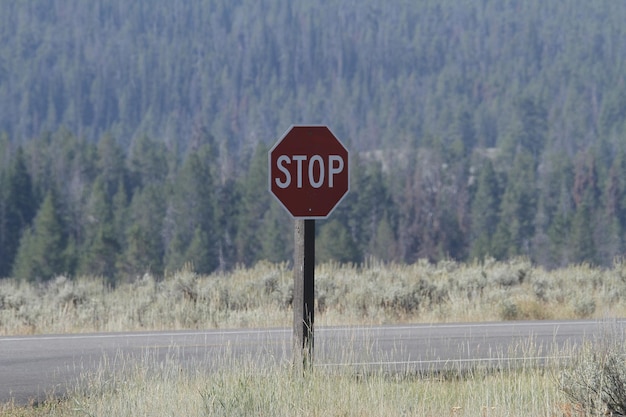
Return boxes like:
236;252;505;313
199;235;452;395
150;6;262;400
2;0;626;281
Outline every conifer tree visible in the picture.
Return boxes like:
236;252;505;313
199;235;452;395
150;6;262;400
12;190;67;281
501;97;548;164
258;203;291;263
112;179;129;253
0;146;37;277
182;227;214;273
539;153;575;267
235;143;271;265
128;134;168;190
568;150;601;264
605;147;626;234
348;158;390;260
317;219;360;264
570;199;597;264
118;184;166;279
492;151;537;259
215;177;241;270
469;159;500;260
0;171;10;277
370;211;398;262
96;132;128;198
164;144;218;274
78;177;119;280
595;150;626;263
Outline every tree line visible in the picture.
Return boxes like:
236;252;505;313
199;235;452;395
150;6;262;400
2;0;626;281
2;118;626;282
2;0;625;154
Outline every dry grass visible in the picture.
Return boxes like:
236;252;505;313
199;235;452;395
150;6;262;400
2;257;626;335
2;258;626;416
1;350;563;417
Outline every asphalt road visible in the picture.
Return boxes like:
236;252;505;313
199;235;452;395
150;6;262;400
1;319;625;405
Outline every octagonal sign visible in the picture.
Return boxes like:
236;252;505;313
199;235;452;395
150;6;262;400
269;125;349;218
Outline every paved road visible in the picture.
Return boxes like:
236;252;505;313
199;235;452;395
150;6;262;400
1;319;625;405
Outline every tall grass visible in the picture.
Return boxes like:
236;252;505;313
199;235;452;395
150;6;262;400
4;330;624;417
2;258;626;335
3;258;626;416
1;346;564;417
557;325;626;416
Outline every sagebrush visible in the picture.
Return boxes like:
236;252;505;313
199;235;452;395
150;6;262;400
2;257;626;335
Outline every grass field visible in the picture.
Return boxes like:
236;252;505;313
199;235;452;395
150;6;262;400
2;257;626;416
2;338;625;417
1;358;563;416
2;257;626;335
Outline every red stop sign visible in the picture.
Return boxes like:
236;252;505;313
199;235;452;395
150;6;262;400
269;125;349;218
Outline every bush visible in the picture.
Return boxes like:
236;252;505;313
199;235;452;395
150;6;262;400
500;299;519;320
559;336;626;416
573;296;596;318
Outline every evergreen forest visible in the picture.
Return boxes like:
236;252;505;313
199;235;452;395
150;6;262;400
2;0;626;281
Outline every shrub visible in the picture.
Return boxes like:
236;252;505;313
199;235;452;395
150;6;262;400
559;336;626;416
500;299;519;320
574;299;596;318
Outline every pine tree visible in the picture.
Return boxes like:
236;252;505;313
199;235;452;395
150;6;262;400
492;151;537;259
118;184;166;279
128;134;168;190
78;177;119;280
453;109;477;157
112;179;129;254
259;203;292;263
182;227;214;273
0;146;37;277
567;150;601;264
570;199;597;264
605;147;626;235
540;153;575;268
502;97;548;162
215;178;241;270
370;211;398;262
96;132;128;198
597;151;626;263
547;210;572;267
12;190;67;281
317;219;360;264
164;144;218;274
236;143;271;265
0;171;10;277
469;159;500;260
348;158;390;261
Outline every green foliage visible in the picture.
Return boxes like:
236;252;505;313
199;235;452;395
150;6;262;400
560;337;626;417
118;184;166;278
317;219;361;264
0;146;36;277
258;204;291;263
492;151;537;259
2;2;626;279
235;143;271;266
3;258;626;335
2;1;625;153
370;212;398;262
165;144;218;274
470;159;500;259
78;177;119;279
12;191;68;281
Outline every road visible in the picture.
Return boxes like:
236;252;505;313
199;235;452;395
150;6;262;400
1;319;625;405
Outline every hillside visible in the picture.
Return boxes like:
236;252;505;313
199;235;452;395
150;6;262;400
2;0;626;280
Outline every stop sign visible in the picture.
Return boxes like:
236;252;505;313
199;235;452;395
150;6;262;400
269;125;349;218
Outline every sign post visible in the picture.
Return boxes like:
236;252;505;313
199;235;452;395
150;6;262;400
269;125;349;365
293;219;315;364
